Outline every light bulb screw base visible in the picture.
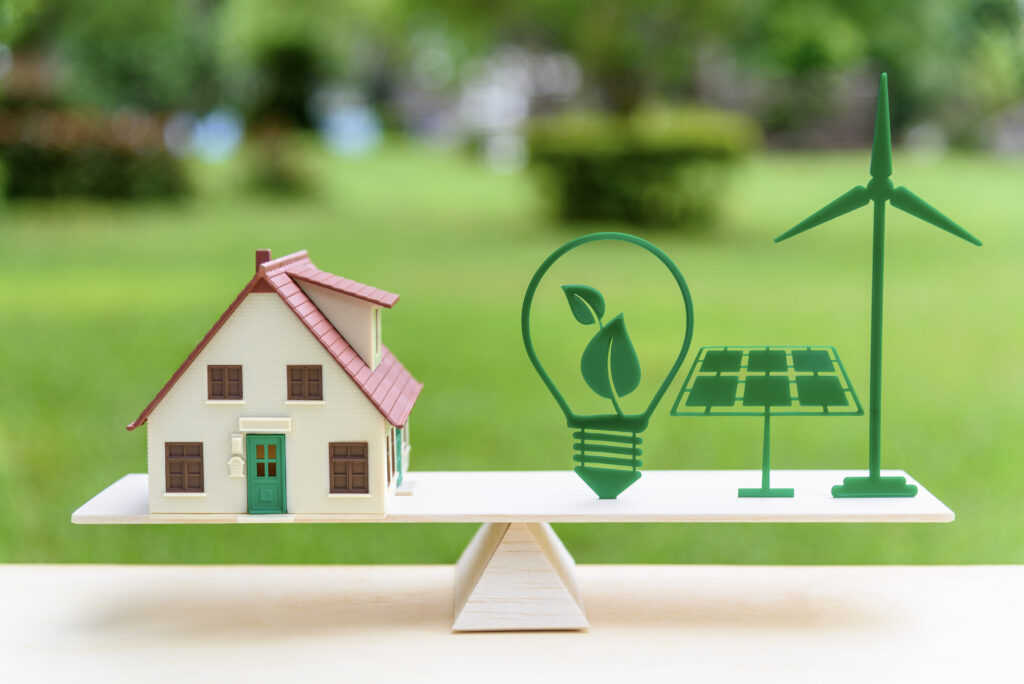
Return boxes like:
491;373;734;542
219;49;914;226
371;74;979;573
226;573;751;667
571;427;643;499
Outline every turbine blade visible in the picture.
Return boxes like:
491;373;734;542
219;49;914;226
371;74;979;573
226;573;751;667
870;73;893;180
890;186;982;246
775;185;870;242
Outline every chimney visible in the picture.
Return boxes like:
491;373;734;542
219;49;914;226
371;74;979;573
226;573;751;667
255;249;272;271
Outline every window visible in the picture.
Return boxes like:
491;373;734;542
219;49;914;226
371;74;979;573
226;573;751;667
253;442;278;477
287;365;322;400
329;442;368;493
208;365;242;400
165;443;203;492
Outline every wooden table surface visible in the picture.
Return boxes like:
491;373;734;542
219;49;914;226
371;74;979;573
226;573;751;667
2;564;1020;682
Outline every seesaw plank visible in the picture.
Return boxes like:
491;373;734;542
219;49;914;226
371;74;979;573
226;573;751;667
72;470;954;524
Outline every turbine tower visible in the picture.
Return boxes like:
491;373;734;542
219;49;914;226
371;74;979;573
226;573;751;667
775;73;982;497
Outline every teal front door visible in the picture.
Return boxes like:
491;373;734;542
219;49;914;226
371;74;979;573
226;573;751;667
246;434;286;514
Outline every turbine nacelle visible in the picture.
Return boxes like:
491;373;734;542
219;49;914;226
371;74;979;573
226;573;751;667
866;177;894;202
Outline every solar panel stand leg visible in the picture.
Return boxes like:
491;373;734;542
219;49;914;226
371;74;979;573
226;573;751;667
762;411;771;489
738;410;794;498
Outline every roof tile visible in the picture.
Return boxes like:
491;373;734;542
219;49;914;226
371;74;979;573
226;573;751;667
288;264;399;308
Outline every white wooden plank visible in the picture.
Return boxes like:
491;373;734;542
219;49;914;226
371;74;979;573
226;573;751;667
72;470;954;524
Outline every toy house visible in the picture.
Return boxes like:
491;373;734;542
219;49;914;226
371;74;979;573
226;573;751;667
127;249;422;517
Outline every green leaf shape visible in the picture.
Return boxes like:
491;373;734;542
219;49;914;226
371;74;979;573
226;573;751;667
580;313;642;399
562;284;605;325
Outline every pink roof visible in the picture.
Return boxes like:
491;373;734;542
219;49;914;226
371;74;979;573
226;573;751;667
277;252;400;308
127;251;422;431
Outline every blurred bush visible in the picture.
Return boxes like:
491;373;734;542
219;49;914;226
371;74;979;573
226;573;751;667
529;107;760;226
0;109;187;199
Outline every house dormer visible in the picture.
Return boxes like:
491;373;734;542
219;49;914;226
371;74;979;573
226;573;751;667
282;254;399;371
297;282;383;369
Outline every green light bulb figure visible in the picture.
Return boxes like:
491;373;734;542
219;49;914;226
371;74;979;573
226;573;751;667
522;233;694;499
776;73;982;497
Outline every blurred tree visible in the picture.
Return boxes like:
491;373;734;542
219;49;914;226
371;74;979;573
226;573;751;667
216;0;404;127
39;0;214;111
865;0;1023;143
421;0;1023;143
759;2;866;75
0;0;43;43
409;0;753;114
214;0;401;192
1;0;1019;147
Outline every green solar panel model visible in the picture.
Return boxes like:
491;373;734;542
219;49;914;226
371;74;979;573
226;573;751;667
671;346;863;497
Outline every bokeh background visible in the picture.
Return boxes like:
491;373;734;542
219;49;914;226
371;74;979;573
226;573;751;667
0;0;1021;564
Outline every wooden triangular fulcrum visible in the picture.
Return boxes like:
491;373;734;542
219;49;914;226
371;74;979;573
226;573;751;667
452;522;588;631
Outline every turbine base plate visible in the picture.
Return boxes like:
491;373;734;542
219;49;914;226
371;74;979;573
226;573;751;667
832;475;918;498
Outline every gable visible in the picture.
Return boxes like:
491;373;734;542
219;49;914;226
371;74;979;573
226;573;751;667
128;250;422;431
147;292;382;423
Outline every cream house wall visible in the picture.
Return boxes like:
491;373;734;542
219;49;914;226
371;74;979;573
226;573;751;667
298;282;380;369
145;292;390;516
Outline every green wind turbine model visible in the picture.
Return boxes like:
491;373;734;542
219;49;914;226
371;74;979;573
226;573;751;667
776;73;982;497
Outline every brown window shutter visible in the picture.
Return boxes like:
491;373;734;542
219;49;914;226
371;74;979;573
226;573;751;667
209;366;223;398
306;366;322;400
226;366;242;398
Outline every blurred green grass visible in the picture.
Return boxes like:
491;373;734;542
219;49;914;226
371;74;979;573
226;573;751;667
0;142;1021;564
